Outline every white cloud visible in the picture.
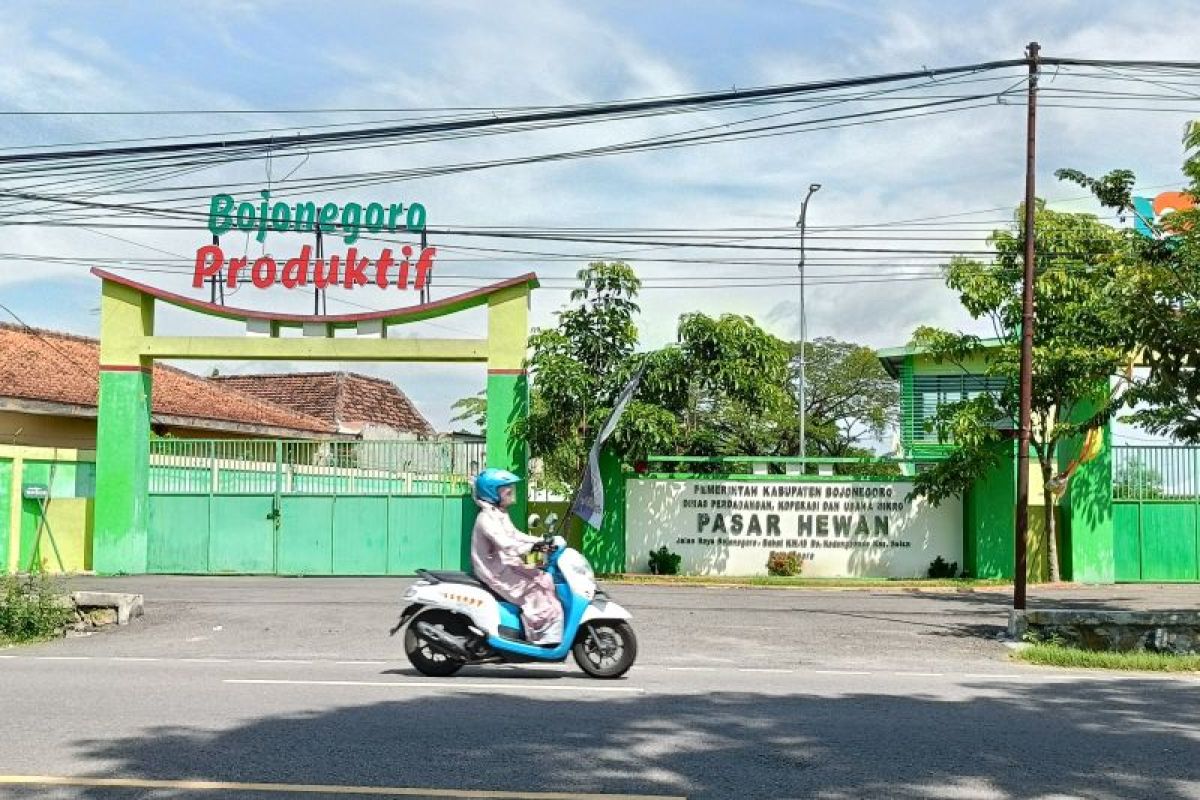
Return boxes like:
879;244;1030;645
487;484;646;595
0;1;1195;441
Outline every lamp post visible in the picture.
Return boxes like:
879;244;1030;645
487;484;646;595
796;183;821;465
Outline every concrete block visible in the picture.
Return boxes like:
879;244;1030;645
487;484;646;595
71;591;144;626
1011;608;1200;654
356;319;386;338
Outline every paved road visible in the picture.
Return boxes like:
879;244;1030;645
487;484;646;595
0;578;1198;799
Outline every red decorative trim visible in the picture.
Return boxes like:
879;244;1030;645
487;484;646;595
487;368;527;375
91;267;539;325
99;364;151;373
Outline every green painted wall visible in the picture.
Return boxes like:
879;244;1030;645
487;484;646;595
964;441;1016;579
582;447;625;574
94;370;152;574
16;460;95;573
485;371;529;528
1058;403;1115;583
0;459;11;572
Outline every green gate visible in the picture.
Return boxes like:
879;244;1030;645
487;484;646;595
147;439;482;575
1112;445;1200;582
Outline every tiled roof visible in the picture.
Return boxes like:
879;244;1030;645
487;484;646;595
0;323;335;435
211;372;435;436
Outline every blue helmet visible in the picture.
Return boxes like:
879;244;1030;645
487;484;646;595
474;467;522;504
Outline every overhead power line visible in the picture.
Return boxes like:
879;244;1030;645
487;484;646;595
0;59;1031;166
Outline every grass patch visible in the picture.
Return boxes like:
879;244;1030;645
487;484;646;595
0;573;72;645
1014;643;1200;672
599;574;1010;589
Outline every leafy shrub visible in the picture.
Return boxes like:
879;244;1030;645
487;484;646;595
927;556;960;579
766;551;802;577
0;573;72;643
648;546;682;575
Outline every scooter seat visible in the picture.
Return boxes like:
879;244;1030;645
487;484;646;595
417;570;507;601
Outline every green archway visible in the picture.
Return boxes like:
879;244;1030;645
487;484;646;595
90;267;537;574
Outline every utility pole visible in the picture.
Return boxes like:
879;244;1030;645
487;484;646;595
1014;41;1040;611
796;182;821;464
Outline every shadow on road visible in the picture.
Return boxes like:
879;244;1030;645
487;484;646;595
44;678;1200;799
381;666;576;680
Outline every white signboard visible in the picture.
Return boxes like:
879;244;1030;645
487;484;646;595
625;479;962;578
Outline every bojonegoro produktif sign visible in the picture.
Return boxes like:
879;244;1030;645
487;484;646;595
192;191;437;291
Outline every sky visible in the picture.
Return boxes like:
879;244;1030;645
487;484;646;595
0;0;1197;440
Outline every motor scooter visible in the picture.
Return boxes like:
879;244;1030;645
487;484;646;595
391;513;637;679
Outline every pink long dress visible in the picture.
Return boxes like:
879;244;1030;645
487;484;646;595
470;501;564;644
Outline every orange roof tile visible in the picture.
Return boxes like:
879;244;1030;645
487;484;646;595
211;372;435;436
0;323;335;435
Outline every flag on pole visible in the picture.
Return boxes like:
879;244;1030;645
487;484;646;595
570;365;645;530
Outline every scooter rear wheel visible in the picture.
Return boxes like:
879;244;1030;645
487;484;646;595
572;620;637;679
404;609;466;677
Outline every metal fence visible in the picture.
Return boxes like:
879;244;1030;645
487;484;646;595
149;438;485;496
1111;445;1200;501
639;454;940;479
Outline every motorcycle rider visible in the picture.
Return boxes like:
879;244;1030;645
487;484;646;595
470;468;564;645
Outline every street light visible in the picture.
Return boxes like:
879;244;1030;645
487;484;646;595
796;183;821;465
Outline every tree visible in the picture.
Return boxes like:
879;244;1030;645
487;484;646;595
449;391;486;432
523;262;643;493
908;203;1135;582
1112;458;1165;500
627;312;792;462
787;337;899;457
523;262;792;491
1055;123;1200;441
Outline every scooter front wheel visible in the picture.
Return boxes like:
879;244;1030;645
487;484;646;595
404;609;466;677
572;620;637;679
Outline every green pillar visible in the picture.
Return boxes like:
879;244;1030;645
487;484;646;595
93;280;154;575
1058;402;1114;583
485;370;529;527
486;285;531;528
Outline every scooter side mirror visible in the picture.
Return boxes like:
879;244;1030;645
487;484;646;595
544;513;560;532
527;513;543;530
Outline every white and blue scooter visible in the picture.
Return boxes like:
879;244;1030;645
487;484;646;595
392;513;637;679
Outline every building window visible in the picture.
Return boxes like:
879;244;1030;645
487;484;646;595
910;374;1009;443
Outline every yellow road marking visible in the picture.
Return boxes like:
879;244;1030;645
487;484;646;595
0;775;686;800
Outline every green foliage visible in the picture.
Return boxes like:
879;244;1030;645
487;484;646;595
1057;125;1200;441
450;390;487;432
766;551;802;577
908;204;1134;580
926;556;959;579
524;261;794;490
0;573;71;643
648;546;682;576
788;337;900;457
